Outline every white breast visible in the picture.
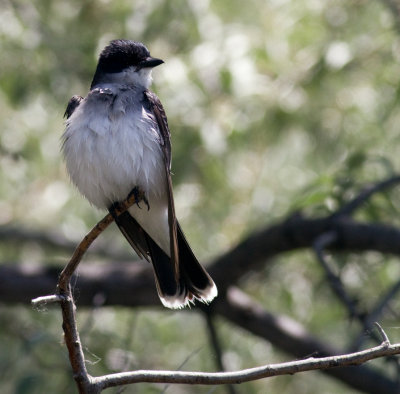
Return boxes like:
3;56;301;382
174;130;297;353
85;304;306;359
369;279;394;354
62;86;171;254
63;87;166;207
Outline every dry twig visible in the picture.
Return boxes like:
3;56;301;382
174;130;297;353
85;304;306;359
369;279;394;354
80;331;400;392
32;190;144;393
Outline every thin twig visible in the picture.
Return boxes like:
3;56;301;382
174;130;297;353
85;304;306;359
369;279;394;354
350;278;400;351
60;286;92;393
218;287;400;393
374;322;390;345
204;312;237;394
32;294;63;306
313;232;361;319
90;337;400;390
313;232;388;351
57;190;144;291
161;348;203;394
32;190;144;394
57;214;114;291
334;175;400;217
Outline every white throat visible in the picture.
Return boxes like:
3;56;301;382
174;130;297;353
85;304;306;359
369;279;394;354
92;66;154;89
119;67;153;89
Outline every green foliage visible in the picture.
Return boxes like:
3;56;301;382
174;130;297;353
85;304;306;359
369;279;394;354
1;0;400;393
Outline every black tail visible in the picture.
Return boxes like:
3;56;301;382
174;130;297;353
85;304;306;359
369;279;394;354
113;211;217;308
176;222;217;304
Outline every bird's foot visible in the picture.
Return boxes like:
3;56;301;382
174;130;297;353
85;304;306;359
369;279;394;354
128;186;150;211
109;202;120;220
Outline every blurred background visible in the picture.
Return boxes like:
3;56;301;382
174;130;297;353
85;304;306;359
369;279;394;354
1;0;400;393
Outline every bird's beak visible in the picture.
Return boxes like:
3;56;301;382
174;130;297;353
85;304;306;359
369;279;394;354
138;57;164;69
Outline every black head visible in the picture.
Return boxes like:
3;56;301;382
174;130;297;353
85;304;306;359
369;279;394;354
91;40;163;88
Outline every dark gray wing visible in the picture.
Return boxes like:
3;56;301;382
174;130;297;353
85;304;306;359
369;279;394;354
64;95;84;119
143;90;172;168
144;90;217;305
143;90;179;279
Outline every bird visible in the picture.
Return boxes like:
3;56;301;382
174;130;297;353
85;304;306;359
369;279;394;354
62;39;217;309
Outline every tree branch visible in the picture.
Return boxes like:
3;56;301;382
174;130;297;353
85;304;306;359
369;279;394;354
313;231;361;319
210;216;400;292
334;175;400;217
89;332;400;390
5;176;399;392
216;287;400;393
32;189;144;394
203;311;237;394
350;277;400;351
0;224;131;260
5;218;400;305
23;274;400;393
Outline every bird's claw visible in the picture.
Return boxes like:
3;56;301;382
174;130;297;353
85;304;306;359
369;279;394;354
128;187;150;211
143;195;150;211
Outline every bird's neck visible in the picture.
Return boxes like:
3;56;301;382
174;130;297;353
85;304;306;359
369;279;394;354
91;67;153;90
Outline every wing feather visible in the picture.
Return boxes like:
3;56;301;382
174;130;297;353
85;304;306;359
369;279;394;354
143;90;179;280
64;95;84;119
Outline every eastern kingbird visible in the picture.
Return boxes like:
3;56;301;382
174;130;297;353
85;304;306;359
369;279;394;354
62;39;217;308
